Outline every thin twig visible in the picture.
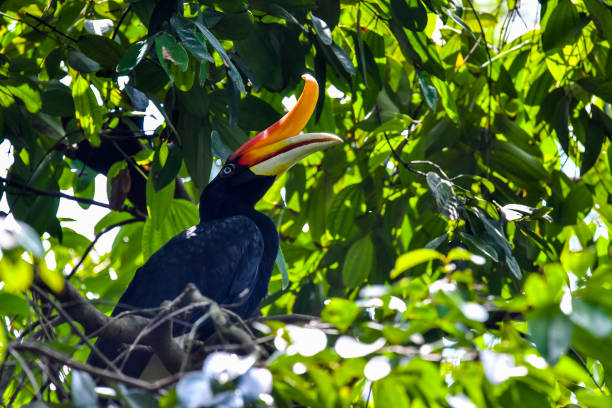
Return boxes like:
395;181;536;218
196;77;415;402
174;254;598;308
31;283;122;374
10;341;181;393
569;347;605;394
382;132;426;176
409;160;450;180
111;6;132;41
464;0;493;169
8;348;41;401
0;176;143;217
24;12;77;42
66;218;143;280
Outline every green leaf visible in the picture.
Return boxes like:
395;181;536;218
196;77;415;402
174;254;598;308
581;106;606;175
342;235;374;287
321;298;360;331
146;177;174;224
538;88;569;153
210;129;233;160
443;7;476;38
78;34;123;70
275;245;289;290
570;298;612;338
392;248;443;278
328;184;364;238
179;112;212;192
584;0;612;44
431;75;459;124
192;19;246;94
41;87;75;117
417;71;437;109
474;209;522;279
45;48;65;79
117;40;149;74
561;248;596;278
94;211;134;235
391;0;427;32
66;49;100;74
373;378;410;408
71;370;97;408
425;232;449;250
72;75;102;146
560;182;594;226
155;32;189;79
0;292;30;316
142;198;199;260
151;142;183;192
3;82;42;113
238;95;281;131
0;258;34;293
426;172;459;220
213;11;255;40
541;0;583;51
330;42;356;77
311;14;332;45
171;16;214;63
234;23;283;91
38;262;64;294
459;232;499;262
0;218;44;258
528;311;573;365
493;140;549;182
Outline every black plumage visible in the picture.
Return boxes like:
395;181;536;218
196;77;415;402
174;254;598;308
87;74;341;378
88;172;278;378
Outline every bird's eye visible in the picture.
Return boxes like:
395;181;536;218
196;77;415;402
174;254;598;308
221;164;235;176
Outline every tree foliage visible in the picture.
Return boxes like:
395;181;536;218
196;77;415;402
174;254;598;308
0;0;611;406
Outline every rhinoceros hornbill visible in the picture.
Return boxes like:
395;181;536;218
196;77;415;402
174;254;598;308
87;74;341;378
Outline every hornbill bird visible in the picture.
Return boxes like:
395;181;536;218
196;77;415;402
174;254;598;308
88;74;342;378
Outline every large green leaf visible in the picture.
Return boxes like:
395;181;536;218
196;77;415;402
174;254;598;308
78;34;123;70
342;235;374;287
391;0;427;32
155;33;189;80
234;23;283;91
71;75;102;146
117;40;149;74
528;311;573;365
541;0;584;51
191;19;246;94
178;111;212;192
142;196;199;260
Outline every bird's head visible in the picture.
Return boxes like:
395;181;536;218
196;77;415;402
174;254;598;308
200;74;342;220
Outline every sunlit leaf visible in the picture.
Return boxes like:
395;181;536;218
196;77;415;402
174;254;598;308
72;75;102;146
342;235;374;287
392;249;443;278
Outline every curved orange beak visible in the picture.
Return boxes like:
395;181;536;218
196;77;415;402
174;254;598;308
229;74;342;176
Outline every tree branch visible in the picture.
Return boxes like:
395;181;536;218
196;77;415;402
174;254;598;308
35;276;190;376
0;176;146;219
66;218;143;280
382;132;426;176
10;341;181;393
111;6;132;41
24;12;78;42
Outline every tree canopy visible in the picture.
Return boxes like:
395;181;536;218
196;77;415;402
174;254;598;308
0;0;611;406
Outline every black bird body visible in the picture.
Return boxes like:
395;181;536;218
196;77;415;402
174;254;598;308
89;216;276;377
88;74;341;378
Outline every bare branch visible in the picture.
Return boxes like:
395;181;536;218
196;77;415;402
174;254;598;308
35;276;189;375
66;218;142;280
0;176;146;218
10;341;181;393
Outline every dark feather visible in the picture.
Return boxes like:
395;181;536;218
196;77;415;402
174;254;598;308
88;215;268;378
